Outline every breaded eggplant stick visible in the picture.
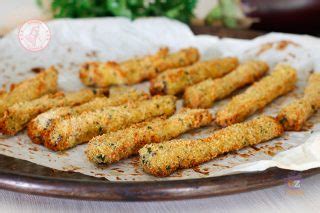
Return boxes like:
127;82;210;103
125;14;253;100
42;95;176;151
216;64;297;127
184;61;269;108
277;73;320;130
0;89;99;135
87;108;212;164
139;115;283;177
79;47;199;87
28;90;148;144
108;86;138;97
0;90;6;98
0;67;58;117
150;57;239;95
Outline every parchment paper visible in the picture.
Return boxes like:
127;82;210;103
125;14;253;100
0;17;319;181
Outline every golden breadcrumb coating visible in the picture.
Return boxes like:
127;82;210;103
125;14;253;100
42;95;176;151
73;90;148;114
27;90;148;144
150;57;239;95
184;60;269;108
216;64;297;127
0;67;58;117
277;73;320;130
139;115;283;177
0;90;6;98
108;86;138;97
0;89;99;135
79;47;199;87
86;108;212;164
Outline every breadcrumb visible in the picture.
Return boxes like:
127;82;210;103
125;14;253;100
150;57;239;95
28;90;148;144
216;64;297;127
0;89;99;135
0;66;58;117
79;47;199;87
184;60;269;108
139;115;283;177
277;73;320;130
42;95;176;151
87;108;212;164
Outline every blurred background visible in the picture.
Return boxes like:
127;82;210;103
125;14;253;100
1;0;320;36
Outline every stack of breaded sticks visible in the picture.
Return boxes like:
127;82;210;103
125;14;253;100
0;67;110;136
2;46;319;177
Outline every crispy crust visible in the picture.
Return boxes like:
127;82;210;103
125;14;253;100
79;47;199;87
42;95;176;151
277;73;320;130
139;115;283;177
304;73;320;108
73;90;148;113
0;66;58;117
216;64;297;127
28;90;148;144
0;89;98;135
184;60;269;108
108;86;138;97
0;90;6;98
28;107;71;144
86;108;212;164
150;57;239;95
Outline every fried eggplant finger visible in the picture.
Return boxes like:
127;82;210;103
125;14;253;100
150;57;239;95
0;66;58;117
216;64;297;127
87;108;212;164
0;90;6;98
28;90;148;144
43;95;176;151
277;73;320;130
184;60;269;108
79;47;199;87
0;89;98;135
139;115;283;177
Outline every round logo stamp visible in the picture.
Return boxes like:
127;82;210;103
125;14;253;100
18;19;51;52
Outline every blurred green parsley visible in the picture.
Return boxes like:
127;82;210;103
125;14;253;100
37;0;197;23
205;0;253;29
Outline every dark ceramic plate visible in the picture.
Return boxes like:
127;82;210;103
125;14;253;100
0;154;319;201
1;27;319;201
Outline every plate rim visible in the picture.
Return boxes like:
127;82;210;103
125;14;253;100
0;164;319;201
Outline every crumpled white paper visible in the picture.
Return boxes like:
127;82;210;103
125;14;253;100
0;17;319;181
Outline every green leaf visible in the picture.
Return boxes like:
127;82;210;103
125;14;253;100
205;4;222;24
36;0;43;7
39;0;197;23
